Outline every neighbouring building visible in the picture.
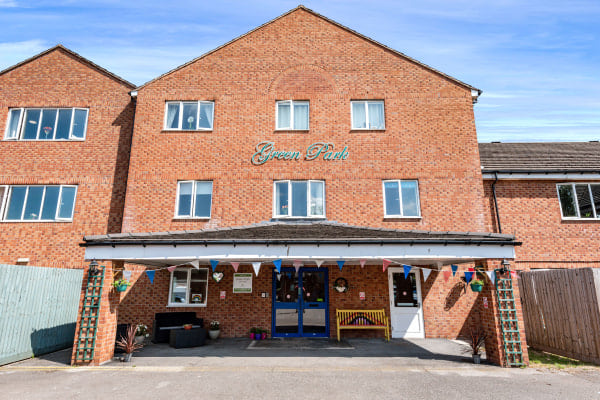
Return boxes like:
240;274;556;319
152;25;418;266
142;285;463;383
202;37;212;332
2;6;598;369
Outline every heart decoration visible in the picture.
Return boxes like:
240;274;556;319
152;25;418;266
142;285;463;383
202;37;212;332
212;272;224;283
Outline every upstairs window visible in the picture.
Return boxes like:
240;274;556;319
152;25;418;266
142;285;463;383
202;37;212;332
4;108;88;140
164;101;214;131
175;181;213;218
383;180;420;218
274;180;325;218
276;100;309;130
0;185;77;221
351;101;385;130
557;183;600;219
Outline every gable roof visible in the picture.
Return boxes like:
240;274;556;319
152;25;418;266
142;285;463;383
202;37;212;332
134;5;480;94
479;142;600;173
82;220;517;246
0;44;135;89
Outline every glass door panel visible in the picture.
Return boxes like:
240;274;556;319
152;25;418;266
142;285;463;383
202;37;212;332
392;272;418;307
273;270;299;336
301;270;327;335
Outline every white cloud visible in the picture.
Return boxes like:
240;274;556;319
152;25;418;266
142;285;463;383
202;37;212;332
0;40;48;69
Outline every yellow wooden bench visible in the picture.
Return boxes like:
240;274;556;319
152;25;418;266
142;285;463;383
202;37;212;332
336;309;390;342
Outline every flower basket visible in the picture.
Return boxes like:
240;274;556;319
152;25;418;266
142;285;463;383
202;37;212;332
470;280;484;292
115;283;128;292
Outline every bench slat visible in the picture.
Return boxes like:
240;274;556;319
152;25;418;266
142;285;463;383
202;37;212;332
336;309;390;342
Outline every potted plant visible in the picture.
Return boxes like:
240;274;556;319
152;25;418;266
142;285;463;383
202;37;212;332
135;324;149;344
261;329;269;340
209;320;220;340
254;328;263;340
112;278;130;293
250;327;258;340
469;327;486;364
116;324;143;362
470;279;484;292
183;323;193;330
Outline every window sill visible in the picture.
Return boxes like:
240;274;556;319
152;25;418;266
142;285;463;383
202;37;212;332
166;303;207;308
561;217;600;222
272;216;327;220
383;216;422;220
274;129;310;133
2;139;86;142
172;217;211;221
161;129;213;133
350;129;386;132
0;220;73;223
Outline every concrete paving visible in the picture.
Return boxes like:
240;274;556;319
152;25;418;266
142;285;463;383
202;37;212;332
1;339;599;399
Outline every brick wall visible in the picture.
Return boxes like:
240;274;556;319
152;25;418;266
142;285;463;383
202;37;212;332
0;47;134;269
483;179;600;270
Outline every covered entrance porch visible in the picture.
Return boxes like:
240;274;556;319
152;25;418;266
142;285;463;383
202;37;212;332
75;221;526;367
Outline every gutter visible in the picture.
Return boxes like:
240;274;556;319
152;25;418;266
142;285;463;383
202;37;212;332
81;238;521;247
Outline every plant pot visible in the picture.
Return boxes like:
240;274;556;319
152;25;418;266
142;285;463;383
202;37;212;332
470;283;483;292
261;333;267;340
115;284;128;292
134;335;145;345
183;324;193;330
209;329;220;340
472;354;481;364
249;333;255;340
123;352;132;362
255;334;262;340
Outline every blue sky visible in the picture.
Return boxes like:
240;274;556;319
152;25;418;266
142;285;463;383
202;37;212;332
1;0;598;142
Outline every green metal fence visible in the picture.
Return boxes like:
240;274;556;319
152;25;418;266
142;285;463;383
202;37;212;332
0;264;83;366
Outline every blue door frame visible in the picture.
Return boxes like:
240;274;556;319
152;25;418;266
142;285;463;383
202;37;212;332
272;267;329;338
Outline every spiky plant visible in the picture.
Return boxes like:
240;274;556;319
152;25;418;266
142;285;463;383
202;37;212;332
116;324;144;354
470;327;486;355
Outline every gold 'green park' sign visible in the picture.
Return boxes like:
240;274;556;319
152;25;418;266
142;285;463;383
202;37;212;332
251;141;349;165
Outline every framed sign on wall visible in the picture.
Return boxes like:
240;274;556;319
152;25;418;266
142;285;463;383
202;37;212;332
233;273;252;293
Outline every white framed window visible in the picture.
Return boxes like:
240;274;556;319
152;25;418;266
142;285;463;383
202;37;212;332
175;181;213;218
164;101;214;131
273;180;325;218
557;183;600;219
4;108;88;140
383;180;420;218
0;185;77;222
351;100;385;130
276;100;309;130
168;268;208;307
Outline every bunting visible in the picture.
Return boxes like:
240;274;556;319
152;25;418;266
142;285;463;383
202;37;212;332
189;260;200;269
123;270;132;282
486;271;496;285
315;260;324;268
210;260;219;271
443;270;451;282
464;271;474;284
145;270;155;284
230;262;239;273
510;270;517;279
167;265;177;273
337;260;345;271
403;265;412;279
273;259;282;273
422;268;432;282
360;259;366;269
451;265;458;276
252;262;261;276
293;260;302;273
382;259;392;272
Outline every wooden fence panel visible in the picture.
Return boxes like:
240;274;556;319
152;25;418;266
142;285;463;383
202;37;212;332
0;264;83;366
519;268;600;364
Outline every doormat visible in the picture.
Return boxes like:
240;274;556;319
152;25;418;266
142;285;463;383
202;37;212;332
247;338;354;350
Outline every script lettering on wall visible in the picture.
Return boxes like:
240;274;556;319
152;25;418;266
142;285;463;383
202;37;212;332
251;141;349;165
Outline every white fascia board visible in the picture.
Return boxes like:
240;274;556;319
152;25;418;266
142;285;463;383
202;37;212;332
84;242;515;264
482;172;600;180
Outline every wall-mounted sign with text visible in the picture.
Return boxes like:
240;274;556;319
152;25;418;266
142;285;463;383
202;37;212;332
251;141;349;165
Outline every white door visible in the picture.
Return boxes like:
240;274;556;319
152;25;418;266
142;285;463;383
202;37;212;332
388;268;424;338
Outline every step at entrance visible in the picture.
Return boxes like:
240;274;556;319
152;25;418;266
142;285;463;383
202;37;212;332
73;266;105;363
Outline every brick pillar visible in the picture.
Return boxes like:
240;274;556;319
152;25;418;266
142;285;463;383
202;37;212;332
480;259;529;367
71;262;121;366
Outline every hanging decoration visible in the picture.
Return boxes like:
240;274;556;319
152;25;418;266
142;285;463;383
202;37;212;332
451;265;458;276
443;270;452;282
337;260;345;271
230;262;240;273
360;259;366;269
252;261;262;276
464;271;474;284
145;270;155;284
210;260;219;271
486;271;496;285
167;265;177;273
315;260;324;268
382;259;392;272
273;259;282;273
403;265;412;279
293;260;302;273
189;260;200;269
333;277;349;293
212;272;224;283
422;268;432;282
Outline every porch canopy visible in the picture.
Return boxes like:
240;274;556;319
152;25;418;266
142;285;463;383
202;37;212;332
81;221;519;268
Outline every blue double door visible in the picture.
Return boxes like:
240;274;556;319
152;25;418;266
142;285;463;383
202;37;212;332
272;267;329;337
